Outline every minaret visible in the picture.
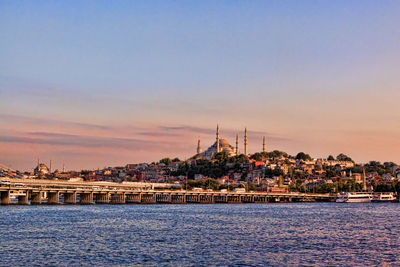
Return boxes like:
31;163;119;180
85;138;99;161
362;167;367;191
244;127;248;155
262;136;266;153
36;158;40;174
235;134;239;156
216;124;220;153
197;138;202;154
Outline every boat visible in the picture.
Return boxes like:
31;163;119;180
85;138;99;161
336;192;372;203
372;192;397;203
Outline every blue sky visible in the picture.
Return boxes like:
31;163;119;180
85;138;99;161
1;1;400;170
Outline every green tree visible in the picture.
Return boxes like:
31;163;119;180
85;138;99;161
250;152;263;161
296;152;312;161
228;154;247;164
159;158;172;165
214;151;229;162
336;153;353;162
267;150;289;159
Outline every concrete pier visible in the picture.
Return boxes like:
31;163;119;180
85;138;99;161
0;191;10;205
80;192;93;204
125;193;141;203
171;194;185;203
48;192;59;204
64;192;77;204
110;193;125;204
31;192;42;205
141;193;156;204
95;193;109;204
227;195;241;203
18;194;29;205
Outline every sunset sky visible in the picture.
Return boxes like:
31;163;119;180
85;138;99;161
1;1;400;171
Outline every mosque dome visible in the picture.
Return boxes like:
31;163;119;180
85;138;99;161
195;125;265;160
195;126;238;160
34;163;50;175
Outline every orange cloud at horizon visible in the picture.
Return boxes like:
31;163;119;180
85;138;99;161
1;113;399;171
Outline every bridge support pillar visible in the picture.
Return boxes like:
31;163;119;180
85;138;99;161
141;193;156;204
80;193;93;204
95;193;109;204
31;192;41;205
111;193;125;204
64;193;77;204
0;191;10;205
125;194;141;203
18;194;29;205
48;192;59;204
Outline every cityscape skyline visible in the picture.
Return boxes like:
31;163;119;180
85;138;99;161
2;2;400;266
1;119;398;171
1;1;400;170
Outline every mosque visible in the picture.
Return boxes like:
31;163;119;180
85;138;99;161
195;125;266;160
34;160;50;176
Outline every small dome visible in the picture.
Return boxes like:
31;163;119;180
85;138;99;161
219;139;230;146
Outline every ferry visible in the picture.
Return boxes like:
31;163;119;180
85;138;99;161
372;192;397;203
336;192;372;203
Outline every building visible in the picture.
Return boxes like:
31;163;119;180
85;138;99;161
34;163;50;176
196;125;236;160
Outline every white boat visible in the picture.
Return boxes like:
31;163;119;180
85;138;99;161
336;192;372;203
372;192;397;203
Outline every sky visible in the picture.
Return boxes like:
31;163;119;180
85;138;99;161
1;0;400;171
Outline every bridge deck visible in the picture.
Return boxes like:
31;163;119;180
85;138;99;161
0;179;335;205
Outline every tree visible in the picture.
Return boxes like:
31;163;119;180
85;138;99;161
384;162;397;174
375;183;393;192
264;168;284;178
214;151;229;162
247;183;257;191
228;154;247;164
204;178;220;190
172;157;181;162
267;150;289;159
296;152;312;161
336;153;353;162
186;178;220;190
327;155;335;161
365;161;386;175
81;170;91;175
159;158;172;165
250;152;263;161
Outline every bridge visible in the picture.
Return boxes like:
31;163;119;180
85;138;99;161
0;179;336;205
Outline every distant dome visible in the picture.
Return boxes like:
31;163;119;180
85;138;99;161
194;125;241;160
220;139;230;146
34;163;49;175
197;138;236;160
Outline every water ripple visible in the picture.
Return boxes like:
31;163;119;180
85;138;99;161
0;203;399;266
